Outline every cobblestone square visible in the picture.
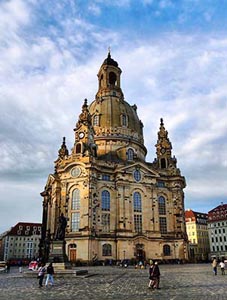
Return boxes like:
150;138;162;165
0;264;226;300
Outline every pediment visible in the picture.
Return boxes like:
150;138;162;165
116;162;159;177
45;173;58;187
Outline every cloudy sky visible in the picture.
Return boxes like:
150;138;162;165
0;0;226;234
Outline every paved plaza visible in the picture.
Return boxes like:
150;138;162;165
0;264;227;300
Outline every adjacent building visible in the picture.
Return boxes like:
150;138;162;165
185;209;210;262
40;53;188;264
2;222;41;262
208;204;227;260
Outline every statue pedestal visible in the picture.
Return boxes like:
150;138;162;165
49;240;71;270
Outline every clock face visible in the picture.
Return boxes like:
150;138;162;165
79;132;84;139
161;148;166;154
71;167;81;177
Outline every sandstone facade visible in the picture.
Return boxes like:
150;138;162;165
40;53;188;263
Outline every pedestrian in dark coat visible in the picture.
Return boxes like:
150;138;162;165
148;260;160;289
45;262;54;286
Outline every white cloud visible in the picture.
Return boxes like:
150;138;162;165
0;1;227;232
88;3;101;16
0;0;30;31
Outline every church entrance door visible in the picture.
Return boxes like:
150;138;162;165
69;244;77;262
135;243;146;262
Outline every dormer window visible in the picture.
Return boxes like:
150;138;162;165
127;148;134;161
93;115;99;126
121;114;128;127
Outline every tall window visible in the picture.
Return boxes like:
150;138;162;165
102;243;112;256
101;190;110;211
93;115;99;126
134;215;142;233
71;212;80;232
109;72;117;85
72;189;80;210
127;148;134;161
160;158;166;168
76;143;81;154
159;217;167;234
158;196;166;215
101;214;110;232
122;114;127;126
133;192;142;212
163;244;171;256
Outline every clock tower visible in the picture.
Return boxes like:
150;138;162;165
72;98;97;158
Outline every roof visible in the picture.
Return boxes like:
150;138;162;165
208;204;227;214
185;209;208;223
208;204;227;222
7;222;42;236
102;52;118;67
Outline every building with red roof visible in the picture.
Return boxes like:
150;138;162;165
208;203;227;259
2;222;42;263
185;209;210;262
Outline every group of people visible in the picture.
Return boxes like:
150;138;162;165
148;260;161;290
37;262;55;288
212;258;226;275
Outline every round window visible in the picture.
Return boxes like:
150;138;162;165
134;169;141;182
71;167;81;178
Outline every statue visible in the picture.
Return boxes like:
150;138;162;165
55;213;67;240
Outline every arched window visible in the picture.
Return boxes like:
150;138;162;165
122;114;127;126
158;196;166;215
163;244;171;256
93;115;99;126
101;190;110;211
127;148;134;161
109;72;117;85
133;192;142;212
76;143;81;154
72;189;80;210
102;243;112;256
160;158;166;169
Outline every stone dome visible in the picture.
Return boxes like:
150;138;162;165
89;98;144;144
88;53;147;161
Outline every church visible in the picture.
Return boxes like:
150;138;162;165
40;52;188;264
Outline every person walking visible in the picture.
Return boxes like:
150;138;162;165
219;260;225;275
37;263;46;288
148;260;161;289
153;261;161;289
45;262;54;286
148;260;154;289
18;260;23;273
212;258;218;275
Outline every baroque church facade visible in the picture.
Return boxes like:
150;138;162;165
40;53;188;264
